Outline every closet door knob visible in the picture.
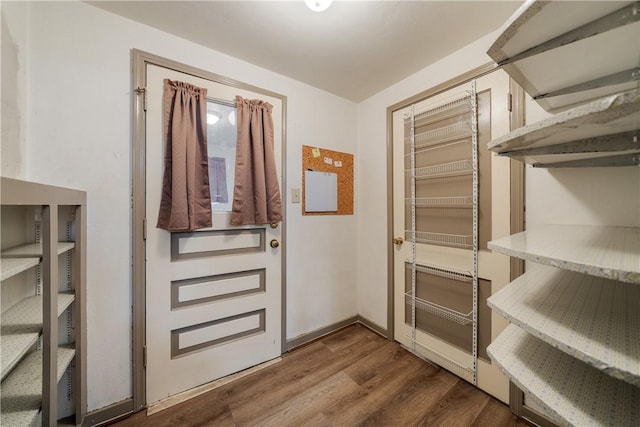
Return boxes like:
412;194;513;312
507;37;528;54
393;237;404;245
270;239;280;249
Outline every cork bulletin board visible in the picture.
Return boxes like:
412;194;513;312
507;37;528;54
302;145;354;215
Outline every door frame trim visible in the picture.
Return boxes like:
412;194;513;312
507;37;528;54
385;62;525;340
131;49;288;411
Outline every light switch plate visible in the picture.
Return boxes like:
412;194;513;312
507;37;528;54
291;188;301;203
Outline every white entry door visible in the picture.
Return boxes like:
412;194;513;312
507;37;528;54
392;70;514;402
144;63;283;404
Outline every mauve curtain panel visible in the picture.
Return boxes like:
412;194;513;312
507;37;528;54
157;79;212;231
231;96;283;225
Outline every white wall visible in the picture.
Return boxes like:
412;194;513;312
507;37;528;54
1;1;28;179
23;1;357;411
525;97;640;229
355;32;501;330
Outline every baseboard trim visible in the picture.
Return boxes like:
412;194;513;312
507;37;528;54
285;315;358;351
82;398;133;426
357;315;388;338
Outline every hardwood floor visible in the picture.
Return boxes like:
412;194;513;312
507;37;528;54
110;324;531;427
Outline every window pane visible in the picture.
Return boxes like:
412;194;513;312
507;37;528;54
207;100;237;212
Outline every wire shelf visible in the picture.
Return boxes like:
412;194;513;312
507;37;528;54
404;335;475;380
405;292;474;325
405;159;473;180
404;139;470;157
406;261;473;283
406;196;473;208
405;231;473;249
404;96;472;127
405;121;472;150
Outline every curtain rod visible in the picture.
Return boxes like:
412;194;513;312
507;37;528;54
207;96;236;108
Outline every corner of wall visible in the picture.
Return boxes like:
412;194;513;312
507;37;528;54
1;1;29;179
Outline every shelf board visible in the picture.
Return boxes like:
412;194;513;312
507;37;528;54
488;324;639;426
0;257;40;281
1;293;75;381
0;345;75;427
487;0;640;112
487;88;640;167
1;241;75;258
488;225;640;284
488;265;640;386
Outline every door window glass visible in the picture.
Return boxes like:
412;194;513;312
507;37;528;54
207;100;237;212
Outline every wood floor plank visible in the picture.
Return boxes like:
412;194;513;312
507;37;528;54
110;400;234;427
344;340;410;385
229;328;382;425
471;398;529;427
323;351;427;426
221;340;333;405
196;404;236;427
322;324;383;353
358;365;459;427
301;412;333;427
249;371;359;426
110;325;532;427
417;380;490;426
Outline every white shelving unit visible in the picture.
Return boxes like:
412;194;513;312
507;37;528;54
2;242;76;258
487;89;639;168
488;264;640;387
486;2;640;425
404;86;480;384
488;225;640;284
489;324;639;426
1;293;75;380
1;346;76;427
487;0;640;113
0;257;40;281
0;177;86;426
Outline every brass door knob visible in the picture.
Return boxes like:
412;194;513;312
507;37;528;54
270;239;280;248
393;237;404;245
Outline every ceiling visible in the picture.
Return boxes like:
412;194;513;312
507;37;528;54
88;1;522;102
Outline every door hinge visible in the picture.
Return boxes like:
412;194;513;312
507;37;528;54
143;345;147;368
143;218;147;240
135;87;147;112
507;93;513;112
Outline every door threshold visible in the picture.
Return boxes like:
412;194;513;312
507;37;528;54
147;356;282;416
